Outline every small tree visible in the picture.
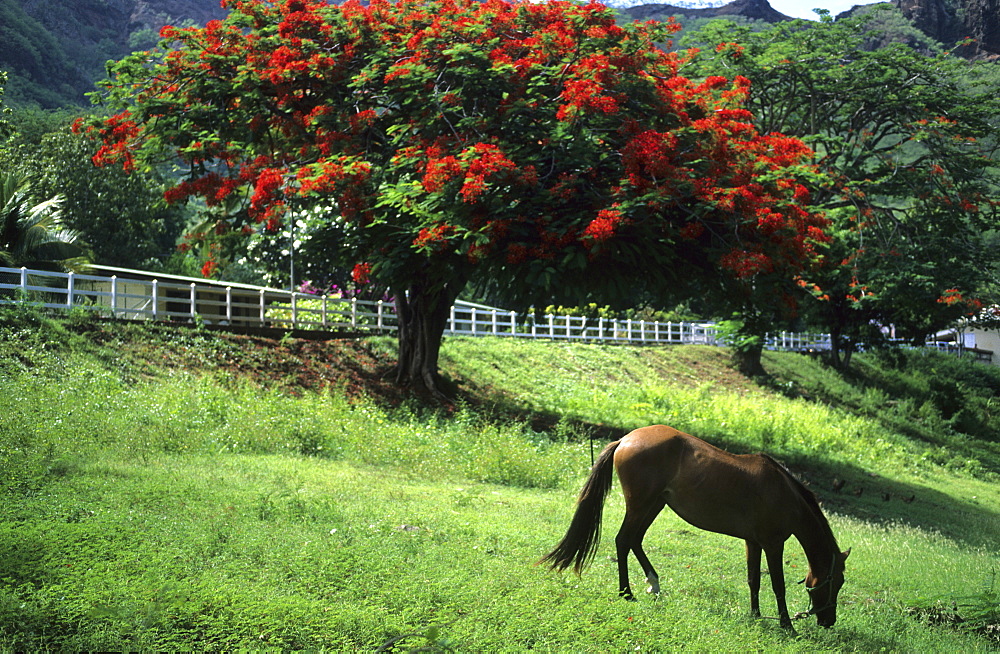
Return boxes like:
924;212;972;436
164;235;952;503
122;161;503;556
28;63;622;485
0;171;91;272
4;129;186;268
81;0;827;396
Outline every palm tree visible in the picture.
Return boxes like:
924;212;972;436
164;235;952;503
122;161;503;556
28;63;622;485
0;170;91;272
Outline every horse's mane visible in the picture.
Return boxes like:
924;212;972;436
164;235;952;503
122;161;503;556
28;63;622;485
761;453;836;541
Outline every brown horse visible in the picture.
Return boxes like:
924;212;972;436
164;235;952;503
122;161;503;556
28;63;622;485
540;425;849;628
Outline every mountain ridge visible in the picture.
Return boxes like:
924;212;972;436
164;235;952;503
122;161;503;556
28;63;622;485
623;0;793;22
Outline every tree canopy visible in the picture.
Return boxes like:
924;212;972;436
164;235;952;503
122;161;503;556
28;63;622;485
685;9;1000;366
81;0;828;395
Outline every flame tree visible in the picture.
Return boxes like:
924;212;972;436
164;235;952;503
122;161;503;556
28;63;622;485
80;0;828;396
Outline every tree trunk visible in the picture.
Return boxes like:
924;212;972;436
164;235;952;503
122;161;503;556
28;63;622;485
841;345;854;369
392;277;464;400
730;310;767;378
826;324;855;371
733;338;766;378
827;324;845;369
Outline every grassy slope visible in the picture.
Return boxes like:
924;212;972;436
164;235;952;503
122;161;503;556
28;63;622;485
2;315;999;650
441;338;1000;546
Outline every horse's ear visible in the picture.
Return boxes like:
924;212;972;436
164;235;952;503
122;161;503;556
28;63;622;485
842;548;851;560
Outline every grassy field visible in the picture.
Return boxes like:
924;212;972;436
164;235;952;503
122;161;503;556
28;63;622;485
1;312;999;651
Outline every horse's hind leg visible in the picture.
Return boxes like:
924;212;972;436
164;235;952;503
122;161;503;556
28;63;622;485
614;525;635;600
615;497;666;599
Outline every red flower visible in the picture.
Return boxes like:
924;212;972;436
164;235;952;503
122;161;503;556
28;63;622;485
352;262;372;284
459;143;518;202
201;259;219;278
679;222;704;240
583;208;626;244
251;168;284;217
720;249;772;279
412;223;455;251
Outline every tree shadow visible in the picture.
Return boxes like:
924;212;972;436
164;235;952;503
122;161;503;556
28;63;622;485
777;454;1000;551
454;370;1000;551
448;371;624;442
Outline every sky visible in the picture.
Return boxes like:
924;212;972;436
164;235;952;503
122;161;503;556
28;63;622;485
769;1;867;20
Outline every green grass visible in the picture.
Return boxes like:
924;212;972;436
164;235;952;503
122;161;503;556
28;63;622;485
2;315;999;650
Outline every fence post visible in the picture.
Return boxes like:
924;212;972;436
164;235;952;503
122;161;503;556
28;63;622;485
291;292;298;328
509;310;516;336
598;317;605;341
491;308;497;335
226;286;233;324
259;289;266;326
640;320;646;342
470;307;477;336
152;280;159;320
351;297;358;328
67;272;75;308
111;275;119;319
548;314;555;339
321;295;328;328
189;283;197;322
377;300;384;330
19;267;27;294
449;305;456;333
627;319;633;342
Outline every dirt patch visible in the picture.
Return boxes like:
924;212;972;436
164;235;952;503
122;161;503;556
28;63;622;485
80;321;761;417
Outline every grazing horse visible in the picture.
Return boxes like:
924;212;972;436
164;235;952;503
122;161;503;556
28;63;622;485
540;425;849;628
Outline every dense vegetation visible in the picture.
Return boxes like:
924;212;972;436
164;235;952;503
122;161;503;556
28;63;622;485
3;4;1000;644
2;6;997;375
2;309;999;650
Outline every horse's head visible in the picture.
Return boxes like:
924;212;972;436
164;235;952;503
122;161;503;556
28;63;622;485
805;548;850;627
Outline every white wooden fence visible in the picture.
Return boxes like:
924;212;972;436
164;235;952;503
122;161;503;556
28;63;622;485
0;266;831;351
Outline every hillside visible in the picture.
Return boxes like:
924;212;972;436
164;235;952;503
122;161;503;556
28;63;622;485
10;313;1000;515
0;0;225;107
3;310;1000;649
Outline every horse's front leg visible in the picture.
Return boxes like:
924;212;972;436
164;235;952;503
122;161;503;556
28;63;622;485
745;541;762;618
633;543;660;596
616;499;664;600
630;498;665;596
764;544;793;629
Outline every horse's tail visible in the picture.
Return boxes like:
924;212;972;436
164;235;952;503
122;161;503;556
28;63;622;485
539;439;620;574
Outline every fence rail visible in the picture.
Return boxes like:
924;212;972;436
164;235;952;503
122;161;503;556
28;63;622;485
2;265;831;351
